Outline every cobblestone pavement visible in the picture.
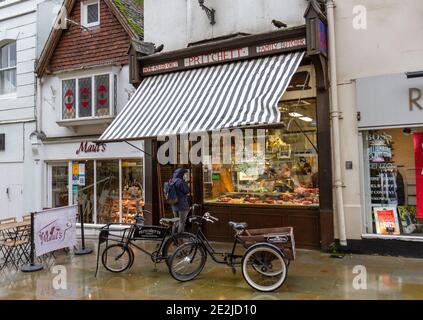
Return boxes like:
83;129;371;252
1;241;423;300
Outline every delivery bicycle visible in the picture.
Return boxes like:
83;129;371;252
95;207;197;276
167;211;296;292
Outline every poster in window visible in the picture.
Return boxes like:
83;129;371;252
62;79;76;119
397;205;420;234
373;207;401;235
95;74;109;116
78;77;92;118
413;132;423;218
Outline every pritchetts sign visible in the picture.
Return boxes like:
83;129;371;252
34;206;77;257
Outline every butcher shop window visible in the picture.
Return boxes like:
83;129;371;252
203;98;319;206
62;73;115;120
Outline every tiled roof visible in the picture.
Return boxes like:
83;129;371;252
112;0;144;38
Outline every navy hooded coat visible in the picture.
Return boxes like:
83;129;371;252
170;168;190;211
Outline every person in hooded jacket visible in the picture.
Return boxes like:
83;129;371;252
170;168;190;233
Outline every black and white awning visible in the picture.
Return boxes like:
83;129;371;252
99;51;304;142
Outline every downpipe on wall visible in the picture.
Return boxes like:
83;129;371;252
326;0;347;246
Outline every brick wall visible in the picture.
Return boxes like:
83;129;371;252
49;0;130;72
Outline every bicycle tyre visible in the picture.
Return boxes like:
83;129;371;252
168;242;207;282
101;244;134;273
162;232;196;265
241;243;287;292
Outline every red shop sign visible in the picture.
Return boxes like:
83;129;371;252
413;132;423;218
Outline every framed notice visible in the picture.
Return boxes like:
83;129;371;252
373;207;401;235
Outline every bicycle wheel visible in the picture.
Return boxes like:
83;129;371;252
241;243;287;292
162;232;196;264
102;244;134;273
168;242;207;282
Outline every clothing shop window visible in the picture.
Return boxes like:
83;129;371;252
363;128;423;236
203;98;319;206
61;73;115;120
0;42;17;95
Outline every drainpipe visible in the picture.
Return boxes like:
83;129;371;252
326;0;347;246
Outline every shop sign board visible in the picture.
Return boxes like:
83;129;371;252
413;132;423;218
141;37;306;76
357;73;423;129
34;206;77;257
373;207;401;235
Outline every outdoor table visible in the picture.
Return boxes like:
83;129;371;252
0;221;31;270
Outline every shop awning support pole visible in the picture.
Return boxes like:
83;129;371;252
327;0;347;246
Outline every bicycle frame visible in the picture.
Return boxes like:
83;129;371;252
191;221;246;267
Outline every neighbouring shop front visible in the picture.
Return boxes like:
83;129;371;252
43;138;144;225
356;72;423;256
99;6;333;249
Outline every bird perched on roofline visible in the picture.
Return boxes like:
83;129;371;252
272;19;288;29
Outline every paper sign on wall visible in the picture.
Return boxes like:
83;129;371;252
78;163;86;186
413;132;423;218
374;207;401;235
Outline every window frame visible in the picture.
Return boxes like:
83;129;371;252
61;72;116;121
0;41;17;96
81;0;100;28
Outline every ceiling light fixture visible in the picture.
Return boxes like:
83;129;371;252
289;112;303;117
299;116;313;122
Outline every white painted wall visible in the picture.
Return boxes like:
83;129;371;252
0;0;56;219
144;0;309;51
332;0;423;239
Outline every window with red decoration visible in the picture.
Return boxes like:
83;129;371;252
61;73;116;120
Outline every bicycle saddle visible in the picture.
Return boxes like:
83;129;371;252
159;217;180;226
228;221;248;231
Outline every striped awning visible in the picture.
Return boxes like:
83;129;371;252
99;51;304;142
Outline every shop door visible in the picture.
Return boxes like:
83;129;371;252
72;160;95;223
48;163;69;208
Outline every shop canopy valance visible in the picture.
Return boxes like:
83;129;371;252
99;51;304;142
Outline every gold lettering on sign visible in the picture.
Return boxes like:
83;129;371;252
143;61;179;74
184;48;249;67
409;88;423;111
256;38;306;54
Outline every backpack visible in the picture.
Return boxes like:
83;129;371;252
164;179;178;204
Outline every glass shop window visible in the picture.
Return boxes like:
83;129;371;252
203;98;319;206
62;74;114;120
121;159;144;224
363;128;423;236
96;160;119;224
51;164;69;208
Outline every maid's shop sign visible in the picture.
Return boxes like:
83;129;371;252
76;141;106;155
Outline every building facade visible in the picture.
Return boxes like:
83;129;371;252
332;0;423;256
104;0;336;249
0;0;61;220
35;0;146;226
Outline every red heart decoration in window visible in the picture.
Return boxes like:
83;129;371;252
98;84;107;106
64;89;74;110
81;87;90;108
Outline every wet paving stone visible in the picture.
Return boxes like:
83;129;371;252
1;241;423;300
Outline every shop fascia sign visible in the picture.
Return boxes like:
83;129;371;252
141;37;306;76
75;141;106;155
409;87;423;111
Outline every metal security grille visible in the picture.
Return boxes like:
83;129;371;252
100;51;304;141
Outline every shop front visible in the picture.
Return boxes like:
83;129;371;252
99;8;333;249
42;138;144;226
356;72;423;256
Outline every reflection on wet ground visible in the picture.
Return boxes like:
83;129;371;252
1;241;423;300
